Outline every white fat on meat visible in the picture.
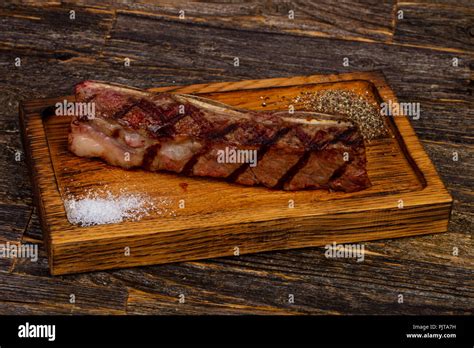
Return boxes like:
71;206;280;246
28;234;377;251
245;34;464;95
69;122;143;168
91;118;146;148
124;132;145;148
159;140;201;162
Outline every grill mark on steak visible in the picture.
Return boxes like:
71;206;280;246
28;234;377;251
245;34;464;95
111;128;120;138
273;151;312;189
142;144;161;170
293;125;315;147
329;126;360;147
273;128;346;189
111;99;140;120
328;159;350;182
227;126;292;183
136;98;166;123
145;102;207;139
83;94;97;104
188;109;214;137
147;112;189;139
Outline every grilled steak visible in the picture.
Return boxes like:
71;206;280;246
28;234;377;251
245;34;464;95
68;81;371;192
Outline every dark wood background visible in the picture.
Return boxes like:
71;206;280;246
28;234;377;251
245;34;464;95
0;0;472;314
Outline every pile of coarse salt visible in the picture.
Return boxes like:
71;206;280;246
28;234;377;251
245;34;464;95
64;189;157;227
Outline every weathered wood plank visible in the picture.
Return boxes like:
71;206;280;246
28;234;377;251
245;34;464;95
367;232;473;268
0;4;114;55
16;0;473;54
215;248;472;313
449;201;473;236
0;300;87;314
11;240;49;277
394;2;474;53
58;0;397;43
0;204;30;244
0;0;472;314
409;102;474;145
422;141;473;205
0;133;33;206
118;246;473;314
116;263;330;315
0;204;31;271
21;208;43;241
127;288;302;315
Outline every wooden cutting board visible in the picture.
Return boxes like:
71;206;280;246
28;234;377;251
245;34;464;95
19;71;452;275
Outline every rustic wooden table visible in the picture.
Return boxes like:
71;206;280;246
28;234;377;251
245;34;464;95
0;1;472;315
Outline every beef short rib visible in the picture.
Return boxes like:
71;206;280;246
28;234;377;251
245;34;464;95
68;81;371;192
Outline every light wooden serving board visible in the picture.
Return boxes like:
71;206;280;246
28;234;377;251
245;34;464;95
19;72;452;275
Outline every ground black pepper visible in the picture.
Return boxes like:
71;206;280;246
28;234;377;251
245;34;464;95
292;90;387;141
